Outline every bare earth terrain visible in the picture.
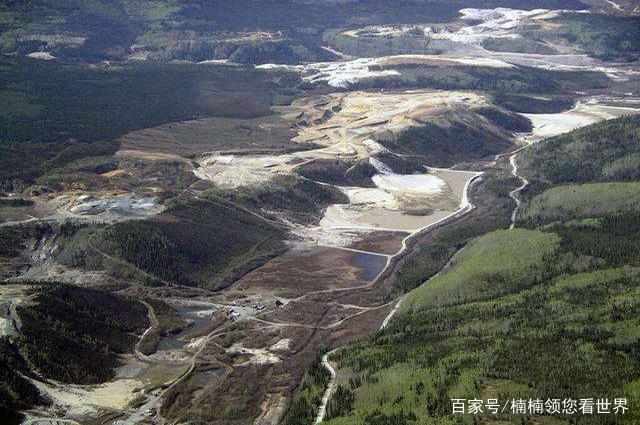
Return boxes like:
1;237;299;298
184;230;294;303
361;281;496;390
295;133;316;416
3;4;640;425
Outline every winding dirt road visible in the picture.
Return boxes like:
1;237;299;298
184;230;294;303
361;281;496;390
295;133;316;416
313;169;483;424
312;126;566;422
508;153;529;229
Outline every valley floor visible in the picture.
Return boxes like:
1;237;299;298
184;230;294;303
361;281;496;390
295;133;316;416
2;4;640;425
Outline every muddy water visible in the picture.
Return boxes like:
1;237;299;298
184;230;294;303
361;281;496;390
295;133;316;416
352;252;388;281
157;303;219;351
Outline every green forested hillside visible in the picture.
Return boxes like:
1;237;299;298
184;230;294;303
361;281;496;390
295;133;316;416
321;115;640;425
353;63;609;94
206;174;349;224
283;353;332;425
379;111;518;167
401;229;561;310
0;283;149;424
0;0;587;65
550;14;640;61
0;57;298;192
519;115;640;186
56;198;287;289
0;337;46;425
520;182;640;226
0;58;291;145
15;284;149;383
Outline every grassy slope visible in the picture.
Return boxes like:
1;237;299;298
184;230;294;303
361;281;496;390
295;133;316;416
402;229;561;311
321;117;640;425
390;164;518;297
521;182;640;226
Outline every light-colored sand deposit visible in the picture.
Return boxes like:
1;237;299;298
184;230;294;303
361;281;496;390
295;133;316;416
28;377;142;417
194;89;486;245
195;89;486;190
523;100;640;141
228;343;281;365
317;167;476;233
52;193;164;222
372;174;446;195
297;7;640;86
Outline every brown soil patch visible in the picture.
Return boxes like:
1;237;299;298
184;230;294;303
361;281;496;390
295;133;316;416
348;231;408;255
233;247;370;297
260;300;362;327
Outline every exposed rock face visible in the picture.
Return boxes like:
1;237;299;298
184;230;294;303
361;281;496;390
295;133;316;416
582;0;640;15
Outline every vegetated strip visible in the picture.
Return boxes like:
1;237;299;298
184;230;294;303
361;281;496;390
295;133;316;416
312;168;489;424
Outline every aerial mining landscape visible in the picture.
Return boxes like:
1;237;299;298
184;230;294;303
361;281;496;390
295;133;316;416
1;1;640;424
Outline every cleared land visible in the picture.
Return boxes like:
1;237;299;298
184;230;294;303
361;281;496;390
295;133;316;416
118;114;299;157
233;247;382;298
4;5;640;425
523;101;639;141
194;89;496;248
